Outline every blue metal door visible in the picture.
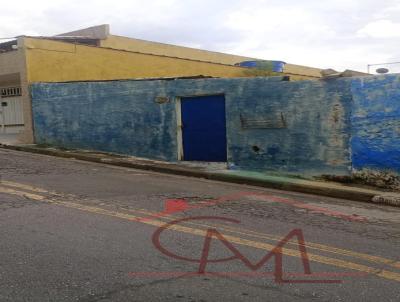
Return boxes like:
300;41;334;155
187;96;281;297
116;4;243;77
181;95;227;162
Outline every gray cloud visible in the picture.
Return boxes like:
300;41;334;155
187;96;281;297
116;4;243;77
1;0;399;72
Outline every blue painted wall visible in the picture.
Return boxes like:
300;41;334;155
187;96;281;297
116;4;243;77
226;78;352;175
31;81;178;161
31;76;353;176
351;75;400;173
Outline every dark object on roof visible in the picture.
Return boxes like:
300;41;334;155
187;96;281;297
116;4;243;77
0;40;17;53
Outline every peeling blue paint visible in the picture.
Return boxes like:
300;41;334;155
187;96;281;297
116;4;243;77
31;76;353;176
31;81;178;161
351;74;400;173
226;78;352;175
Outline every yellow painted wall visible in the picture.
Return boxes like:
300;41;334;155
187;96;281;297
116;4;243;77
100;35;252;65
101;35;322;79
24;38;273;83
284;63;322;79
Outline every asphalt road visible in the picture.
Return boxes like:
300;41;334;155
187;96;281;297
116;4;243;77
0;148;399;302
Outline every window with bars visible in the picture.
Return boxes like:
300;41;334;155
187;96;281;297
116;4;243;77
1;87;22;98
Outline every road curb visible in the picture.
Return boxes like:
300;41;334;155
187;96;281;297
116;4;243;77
1;144;399;205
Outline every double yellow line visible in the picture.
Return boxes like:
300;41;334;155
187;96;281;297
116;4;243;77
1;180;400;282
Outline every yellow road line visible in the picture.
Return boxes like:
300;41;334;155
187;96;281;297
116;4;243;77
0;186;46;201
1;181;50;194
0;180;63;196
1;182;400;281
132;208;400;270
53;200;400;283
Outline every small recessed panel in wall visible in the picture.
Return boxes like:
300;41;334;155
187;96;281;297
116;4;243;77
240;112;287;129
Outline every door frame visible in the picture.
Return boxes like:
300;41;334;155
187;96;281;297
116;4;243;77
175;97;184;161
175;94;227;162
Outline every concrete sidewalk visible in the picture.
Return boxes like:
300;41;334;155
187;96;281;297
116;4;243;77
0;133;19;145
1;143;399;206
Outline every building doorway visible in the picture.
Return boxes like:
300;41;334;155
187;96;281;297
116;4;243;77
180;95;227;162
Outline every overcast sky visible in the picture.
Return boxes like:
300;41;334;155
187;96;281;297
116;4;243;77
1;0;400;73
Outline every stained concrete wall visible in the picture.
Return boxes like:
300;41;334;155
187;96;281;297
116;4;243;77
0;50;22;76
227;78;352;175
351;75;400;174
31;80;178;161
58;24;110;40
31;77;352;176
